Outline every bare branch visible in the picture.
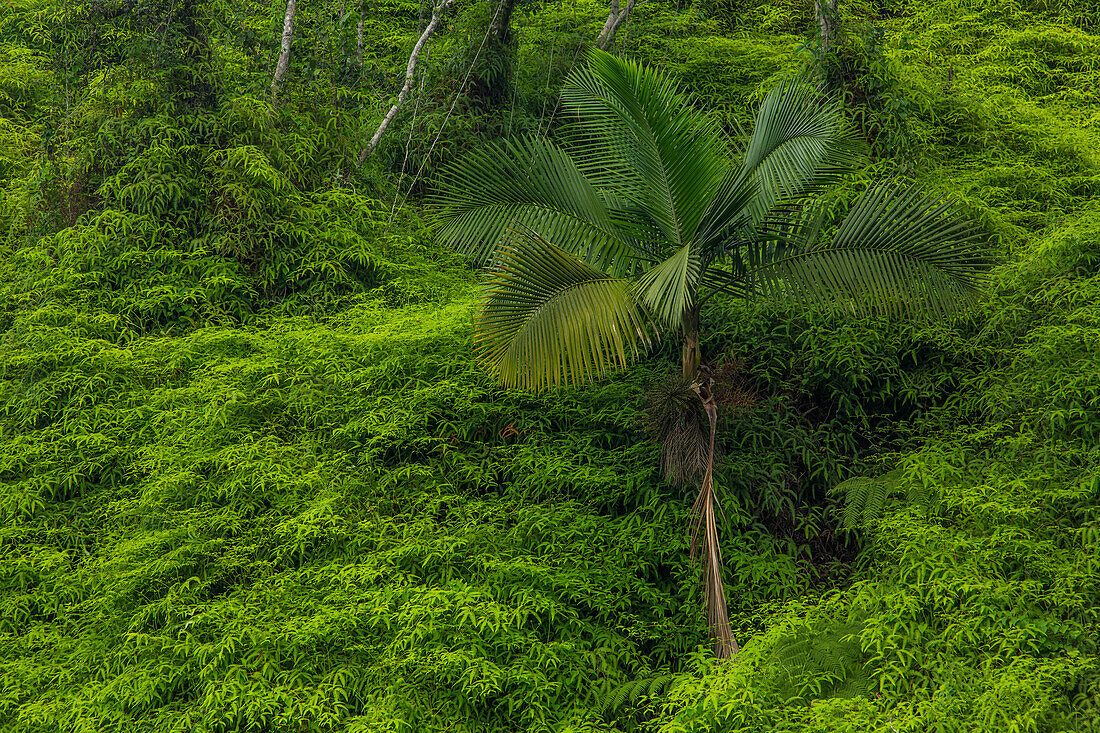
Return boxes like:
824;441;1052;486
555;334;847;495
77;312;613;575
595;0;640;51
271;0;297;99
360;0;454;162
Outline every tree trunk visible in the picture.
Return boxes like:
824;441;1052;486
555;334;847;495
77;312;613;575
683;305;738;659
489;0;517;46
681;305;701;381
479;0;517;104
360;0;454;162
815;0;838;57
356;0;363;67
596;0;639;51
272;0;297;99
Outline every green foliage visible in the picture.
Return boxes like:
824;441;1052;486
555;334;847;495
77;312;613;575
658;36;802;131
4;0;1100;729
595;672;676;719
647;88;1100;733
0;281;708;730
833;467;933;528
434;52;988;393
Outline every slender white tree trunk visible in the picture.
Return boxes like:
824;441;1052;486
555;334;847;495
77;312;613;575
272;0;297;98
596;0;639;51
356;0;363;66
360;0;453;162
815;0;838;56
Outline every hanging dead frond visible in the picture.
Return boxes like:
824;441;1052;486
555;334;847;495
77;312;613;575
643;374;711;487
688;371;738;659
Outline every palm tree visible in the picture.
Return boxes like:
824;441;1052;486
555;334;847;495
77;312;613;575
432;50;989;657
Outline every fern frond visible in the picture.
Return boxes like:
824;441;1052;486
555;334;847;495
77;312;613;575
833;468;915;527
594;673;676;718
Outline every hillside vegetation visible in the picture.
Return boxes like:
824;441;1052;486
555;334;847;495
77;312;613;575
1;0;1098;730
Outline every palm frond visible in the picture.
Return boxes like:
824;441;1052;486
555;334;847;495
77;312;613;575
738;79;863;222
561;50;730;251
752;184;992;318
432;136;636;271
692;169;759;266
691;467;737;660
698;208;804;299
476;228;657;391
699;266;754;299
633;242;701;328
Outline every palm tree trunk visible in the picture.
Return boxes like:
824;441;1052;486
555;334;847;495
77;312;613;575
682;304;738;659
681;304;701;381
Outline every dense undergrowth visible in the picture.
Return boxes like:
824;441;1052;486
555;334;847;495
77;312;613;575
1;0;1099;729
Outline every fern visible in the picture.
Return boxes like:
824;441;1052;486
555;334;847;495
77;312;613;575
594;672;676;718
760;619;872;703
834;467;934;528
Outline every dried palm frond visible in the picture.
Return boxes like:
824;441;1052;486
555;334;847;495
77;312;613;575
688;375;737;658
645;368;737;657
643;375;711;487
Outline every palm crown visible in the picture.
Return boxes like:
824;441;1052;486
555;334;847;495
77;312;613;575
434;50;989;390
433;50;989;657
